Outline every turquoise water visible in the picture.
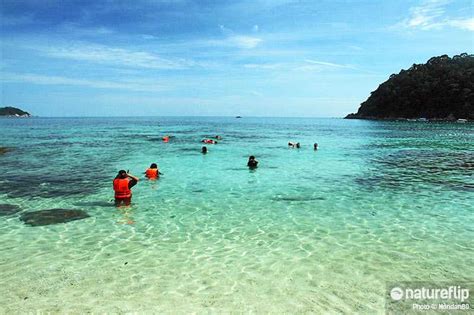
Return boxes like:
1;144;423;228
0;117;473;313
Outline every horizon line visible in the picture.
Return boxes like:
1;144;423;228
1;115;346;119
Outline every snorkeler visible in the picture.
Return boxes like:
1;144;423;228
247;156;258;169
113;170;139;207
145;163;162;179
202;146;208;154
202;139;217;144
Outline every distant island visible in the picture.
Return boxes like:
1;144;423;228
0;106;31;117
345;53;473;121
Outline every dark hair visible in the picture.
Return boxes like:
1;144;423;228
150;163;157;168
116;170;127;179
249;155;255;160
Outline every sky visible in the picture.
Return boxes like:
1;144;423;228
0;0;473;117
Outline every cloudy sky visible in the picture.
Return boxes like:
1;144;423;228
1;0;472;116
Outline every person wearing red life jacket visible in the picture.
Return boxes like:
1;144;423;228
202;139;217;144
145;163;163;180
113;170;139;207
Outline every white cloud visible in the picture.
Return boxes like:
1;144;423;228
250;90;263;97
446;18;474;31
348;45;363;51
244;63;282;69
59;23;115;36
38;43;195;69
206;35;262;49
398;0;473;31
304;59;356;69
1;72;165;92
216;25;262;49
407;0;448;28
229;35;262;49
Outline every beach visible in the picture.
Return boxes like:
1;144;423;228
0;117;473;313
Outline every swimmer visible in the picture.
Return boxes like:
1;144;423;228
202;139;217;144
145;163;162;179
247;155;258;169
113;170;139;207
314;143;318;150
202;146;208;154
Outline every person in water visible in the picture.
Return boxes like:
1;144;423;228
247;156;258;169
113;170;139;207
202;139;217;144
202;146;208;154
314;143;318;150
145;163;162;179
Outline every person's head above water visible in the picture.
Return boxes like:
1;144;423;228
247;155;258;168
202;146;208;153
150;163;158;169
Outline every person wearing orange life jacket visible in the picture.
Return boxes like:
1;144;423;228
113;170;139;207
145;163;163;179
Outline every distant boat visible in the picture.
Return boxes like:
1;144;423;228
417;118;428;122
457;119;467;123
235;116;242;118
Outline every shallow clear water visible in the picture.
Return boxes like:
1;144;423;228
1;117;473;313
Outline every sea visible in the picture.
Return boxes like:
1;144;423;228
0;117;473;313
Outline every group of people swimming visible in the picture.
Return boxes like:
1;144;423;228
289;142;319;150
112;156;258;207
113;136;317;206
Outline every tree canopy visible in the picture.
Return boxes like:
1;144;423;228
0;106;31;116
346;53;474;120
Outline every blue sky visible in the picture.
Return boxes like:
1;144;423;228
1;0;472;117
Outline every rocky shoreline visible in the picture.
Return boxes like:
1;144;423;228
345;114;470;122
0;106;31;117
